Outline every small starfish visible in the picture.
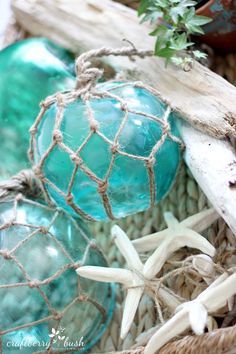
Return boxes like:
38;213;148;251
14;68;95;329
145;270;236;354
133;208;219;256
77;209;217;339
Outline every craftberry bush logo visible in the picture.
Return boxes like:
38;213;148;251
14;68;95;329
49;326;84;348
6;326;84;351
49;326;66;343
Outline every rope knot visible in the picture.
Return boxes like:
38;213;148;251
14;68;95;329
1;250;12;260
90;240;98;249
52;311;63;321
70;154;83;165
146;156;156;168
53;130;63;143
76;67;103;91
111;143;120;154
97;181;108;194
29;280;39;288
66;194;74;204
89;120;99;133
78;294;88;302
39;226;49;235
162;122;170;135
29;127;37;135
120;102;128;111
15;193;23;202
33;166;44;180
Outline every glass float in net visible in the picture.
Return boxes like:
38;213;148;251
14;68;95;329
0;38;75;178
0;196;114;353
31;81;181;221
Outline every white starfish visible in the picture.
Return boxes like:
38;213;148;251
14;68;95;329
77;209;217;339
145;271;236;354
133;208;219;256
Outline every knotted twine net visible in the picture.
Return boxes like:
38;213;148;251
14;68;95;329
0;170;114;353
29;46;182;222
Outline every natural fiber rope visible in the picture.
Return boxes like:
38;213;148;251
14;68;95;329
29;46;182;222
75;46;153;90
0;184;111;353
0;169;42;201
2;19;236;354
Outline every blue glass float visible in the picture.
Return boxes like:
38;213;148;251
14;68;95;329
32;82;181;221
0;38;76;178
0;199;114;353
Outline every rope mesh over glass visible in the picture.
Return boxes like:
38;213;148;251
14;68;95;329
29;47;182;222
0;193;114;353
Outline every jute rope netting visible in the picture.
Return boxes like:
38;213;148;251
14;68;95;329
0;170;114;354
29;46;182;222
2;20;236;354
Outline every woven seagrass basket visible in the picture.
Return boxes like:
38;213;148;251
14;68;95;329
3;9;236;354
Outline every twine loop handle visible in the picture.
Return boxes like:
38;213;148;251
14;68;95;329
75;45;153;90
0;169;43;201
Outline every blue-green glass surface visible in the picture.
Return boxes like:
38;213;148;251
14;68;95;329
35;82;180;221
0;38;76;178
0;200;114;352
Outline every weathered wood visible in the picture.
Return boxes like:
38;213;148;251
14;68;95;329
11;0;236;233
178;121;236;235
12;0;236;139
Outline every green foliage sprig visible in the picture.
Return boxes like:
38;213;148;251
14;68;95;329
138;0;212;68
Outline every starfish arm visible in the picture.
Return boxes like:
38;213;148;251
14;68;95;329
120;287;144;339
163;212;179;228
76;266;133;285
180;208;219;233
178;228;216;256
144;309;189;354
177;301;207;335
198;272;236;313
143;229;215;279
228;296;235;311
132;229;167;253
112;225;143;271
206;272;228;290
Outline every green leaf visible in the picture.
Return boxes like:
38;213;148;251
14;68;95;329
143;10;163;23
189;15;212;26
169;33;193;50
149;24;168;36
170;0;197;23
155;45;176;58
171;56;184;66
153;0;169;8
186;23;204;34
138;0;150;16
137;0;210;67
192;50;208;59
183;7;195;22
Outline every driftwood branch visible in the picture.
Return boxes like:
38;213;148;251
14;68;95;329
11;0;236;233
178;121;236;235
12;0;236;139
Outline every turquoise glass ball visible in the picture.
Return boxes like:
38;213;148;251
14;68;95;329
33;82;180;221
0;38;76;178
0;199;114;352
